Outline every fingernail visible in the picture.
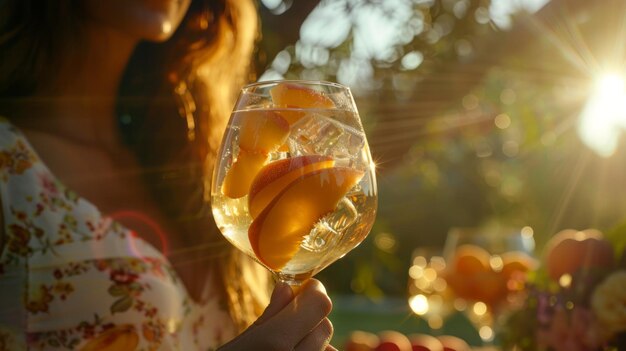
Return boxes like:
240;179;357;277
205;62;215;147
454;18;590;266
311;279;327;294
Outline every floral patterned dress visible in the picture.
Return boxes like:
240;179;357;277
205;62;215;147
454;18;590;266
0;117;236;350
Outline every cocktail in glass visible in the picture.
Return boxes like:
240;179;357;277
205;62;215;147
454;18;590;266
211;80;377;288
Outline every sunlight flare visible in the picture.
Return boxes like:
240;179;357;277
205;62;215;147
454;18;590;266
578;72;626;157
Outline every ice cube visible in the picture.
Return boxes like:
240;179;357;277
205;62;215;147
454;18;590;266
300;197;358;252
288;113;366;168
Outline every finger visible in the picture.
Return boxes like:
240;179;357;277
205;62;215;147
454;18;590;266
264;279;333;346
219;282;294;350
294;318;334;351
254;281;294;326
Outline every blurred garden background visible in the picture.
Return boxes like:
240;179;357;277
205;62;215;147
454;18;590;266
255;0;626;347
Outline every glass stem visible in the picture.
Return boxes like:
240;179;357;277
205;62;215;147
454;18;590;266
275;272;313;294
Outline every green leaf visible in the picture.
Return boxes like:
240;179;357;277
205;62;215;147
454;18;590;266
606;220;626;260
108;284;127;297
110;295;133;314
65;189;79;202
127;282;143;293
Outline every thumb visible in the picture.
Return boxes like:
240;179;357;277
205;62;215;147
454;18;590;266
254;282;294;326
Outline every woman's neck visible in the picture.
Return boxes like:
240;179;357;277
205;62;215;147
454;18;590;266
14;23;138;152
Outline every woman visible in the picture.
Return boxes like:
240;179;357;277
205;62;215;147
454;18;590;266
0;0;334;350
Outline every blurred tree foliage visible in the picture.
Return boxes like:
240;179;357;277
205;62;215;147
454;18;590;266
258;0;626;296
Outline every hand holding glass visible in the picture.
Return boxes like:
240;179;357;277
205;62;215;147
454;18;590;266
211;80;377;288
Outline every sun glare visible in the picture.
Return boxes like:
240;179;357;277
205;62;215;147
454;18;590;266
598;74;626;94
578;72;626;157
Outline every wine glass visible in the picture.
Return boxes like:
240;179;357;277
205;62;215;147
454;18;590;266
442;227;536;344
211;80;377;289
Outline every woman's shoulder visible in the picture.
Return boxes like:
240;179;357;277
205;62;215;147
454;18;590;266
0;116;20;134
0;117;40;176
0;117;34;153
0;116;39;181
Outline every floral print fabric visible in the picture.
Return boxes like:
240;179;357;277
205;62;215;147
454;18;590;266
0;118;235;350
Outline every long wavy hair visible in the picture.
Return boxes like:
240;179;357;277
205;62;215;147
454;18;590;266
0;0;269;331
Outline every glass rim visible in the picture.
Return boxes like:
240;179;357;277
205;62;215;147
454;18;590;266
242;79;349;90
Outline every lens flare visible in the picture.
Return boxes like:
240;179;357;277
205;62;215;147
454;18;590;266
108;210;169;260
578;72;626;157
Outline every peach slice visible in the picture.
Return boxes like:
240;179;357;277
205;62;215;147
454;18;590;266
249;167;364;270
248;155;335;219
237;110;290;154
222;110;289;199
80;324;139;351
221;150;268;198
270;83;336;124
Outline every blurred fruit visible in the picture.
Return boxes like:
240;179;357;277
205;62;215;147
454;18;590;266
443;272;472;301
221;150;268;198
237;110;290;153
345;330;380;351
375;330;412;351
451;245;490;275
270;82;336;124
80;324;139;351
249;167;363;270
445;244;492;301
500;251;536;282
437;335;470;351
248;155;334;218
407;333;443;351
545;229;615;282
472;270;507;306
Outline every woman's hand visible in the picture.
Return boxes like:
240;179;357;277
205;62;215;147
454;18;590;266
219;279;336;351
